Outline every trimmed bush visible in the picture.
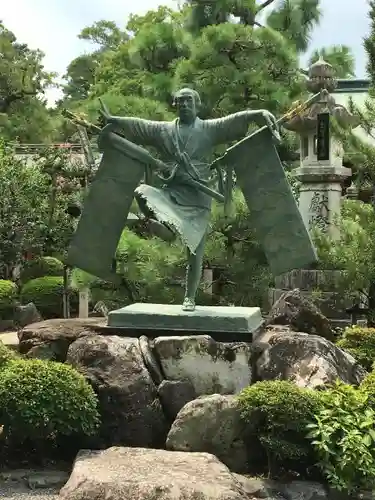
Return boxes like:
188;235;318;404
20;276;78;318
0;280;17;319
237;380;322;476
336;326;375;371
20;256;64;283
0;358;100;450
0;341;16;369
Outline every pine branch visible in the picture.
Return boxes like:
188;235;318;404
257;0;277;12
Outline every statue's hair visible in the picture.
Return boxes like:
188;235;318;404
173;88;201;107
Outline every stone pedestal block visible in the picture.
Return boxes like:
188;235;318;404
107;303;263;342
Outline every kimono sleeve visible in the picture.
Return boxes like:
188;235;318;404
110;116;164;147
206;111;251;146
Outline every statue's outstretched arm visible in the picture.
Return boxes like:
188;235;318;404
208;109;277;145
104;115;164;147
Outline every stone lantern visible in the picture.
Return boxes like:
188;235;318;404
283;58;359;238
269;59;361;325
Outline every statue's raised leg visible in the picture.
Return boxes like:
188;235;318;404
183;233;207;312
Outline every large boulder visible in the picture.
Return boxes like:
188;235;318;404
18;318;105;361
59;447;249;500
153;335;252;396
255;327;366;388
14;302;42;328
166;394;248;473
157;379;196;422
266;288;335;341
67;335;168;449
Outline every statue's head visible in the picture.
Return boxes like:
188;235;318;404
173;88;201;124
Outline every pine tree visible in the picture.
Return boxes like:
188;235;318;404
365;1;375;87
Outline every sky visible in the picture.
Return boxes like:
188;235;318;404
1;0;371;106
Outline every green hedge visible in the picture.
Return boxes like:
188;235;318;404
0;341;17;369
0;358;100;458
20;256;64;283
0;280;17;320
336;326;375;371
237;380;322;475
20;276;78;318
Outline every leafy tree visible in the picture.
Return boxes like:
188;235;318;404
60;21;129;107
315;200;375;304
0;141;81;280
0;22;56;142
90;7;189;105
79;20;127;49
314;197;375;325
0;142;49;280
61;55;100;103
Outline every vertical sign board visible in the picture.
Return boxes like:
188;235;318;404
316;112;330;161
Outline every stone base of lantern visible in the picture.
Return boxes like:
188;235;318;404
295;165;352;238
268;269;353;326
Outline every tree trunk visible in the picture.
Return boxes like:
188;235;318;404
368;280;375;327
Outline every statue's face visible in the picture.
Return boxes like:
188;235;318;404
175;91;198;123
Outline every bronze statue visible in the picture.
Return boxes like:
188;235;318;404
66;88;318;312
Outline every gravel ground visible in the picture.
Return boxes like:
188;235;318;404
0;470;69;500
0;484;59;500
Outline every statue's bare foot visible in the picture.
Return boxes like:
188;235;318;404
182;297;195;312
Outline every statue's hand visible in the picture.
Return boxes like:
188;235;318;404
98;98;119;128
98;108;115;127
259;110;276;128
259;110;281;141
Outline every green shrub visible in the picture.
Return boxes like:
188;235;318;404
0;280;17;302
0;358;100;447
360;369;375;407
20;256;64;283
307;381;375;493
20;276;78;318
90;280;131;311
0;341;16;369
237;380;322;476
0;280;17;320
336;326;375;371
